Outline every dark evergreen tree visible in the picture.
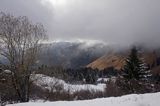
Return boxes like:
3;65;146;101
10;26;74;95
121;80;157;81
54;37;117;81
123;47;150;81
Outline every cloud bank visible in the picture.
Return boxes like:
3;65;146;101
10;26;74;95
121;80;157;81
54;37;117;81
0;0;160;47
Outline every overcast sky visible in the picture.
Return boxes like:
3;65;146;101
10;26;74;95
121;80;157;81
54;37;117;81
0;0;160;47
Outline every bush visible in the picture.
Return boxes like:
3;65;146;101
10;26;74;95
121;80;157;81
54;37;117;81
105;79;123;97
72;90;104;100
0;74;18;105
115;77;156;94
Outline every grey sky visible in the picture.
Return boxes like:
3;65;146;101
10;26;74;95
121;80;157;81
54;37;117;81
0;0;160;47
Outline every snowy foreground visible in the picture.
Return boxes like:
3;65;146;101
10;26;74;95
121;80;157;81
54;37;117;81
8;92;160;106
31;74;106;93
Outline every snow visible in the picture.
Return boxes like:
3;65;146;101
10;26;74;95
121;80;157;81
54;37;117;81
7;92;160;106
97;78;110;83
31;74;106;93
3;70;12;74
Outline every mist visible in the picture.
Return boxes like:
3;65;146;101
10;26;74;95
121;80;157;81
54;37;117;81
0;0;160;47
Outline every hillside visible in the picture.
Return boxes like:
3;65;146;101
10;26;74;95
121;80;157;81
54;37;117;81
38;42;109;68
87;53;126;70
31;74;106;93
87;49;160;73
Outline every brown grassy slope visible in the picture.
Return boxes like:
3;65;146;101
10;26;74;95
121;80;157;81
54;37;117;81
87;54;126;70
87;51;159;72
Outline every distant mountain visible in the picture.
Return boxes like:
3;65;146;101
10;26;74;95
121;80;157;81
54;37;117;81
38;41;110;69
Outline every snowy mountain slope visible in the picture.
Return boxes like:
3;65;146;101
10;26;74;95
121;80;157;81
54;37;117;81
31;74;106;93
8;92;160;106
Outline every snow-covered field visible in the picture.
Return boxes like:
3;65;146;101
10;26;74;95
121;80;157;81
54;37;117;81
31;74;106;93
8;92;160;106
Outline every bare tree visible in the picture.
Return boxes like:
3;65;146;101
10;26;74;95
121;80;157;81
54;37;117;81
0;12;47;102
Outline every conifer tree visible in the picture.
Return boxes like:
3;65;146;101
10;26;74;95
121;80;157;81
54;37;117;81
123;47;150;80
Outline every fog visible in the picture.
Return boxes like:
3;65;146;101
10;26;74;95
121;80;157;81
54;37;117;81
0;0;160;47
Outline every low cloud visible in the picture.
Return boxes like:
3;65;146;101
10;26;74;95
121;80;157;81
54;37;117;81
0;0;160;47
